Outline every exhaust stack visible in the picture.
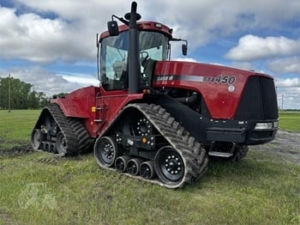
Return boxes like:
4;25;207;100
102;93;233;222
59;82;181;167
125;2;141;94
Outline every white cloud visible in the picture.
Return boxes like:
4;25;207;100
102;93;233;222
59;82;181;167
141;0;300;49
173;58;198;62
0;67;90;95
0;6;97;63
225;35;300;61
230;62;254;71
268;57;300;74
60;74;99;86
275;78;300;109
275;78;300;88
276;86;300;110
0;0;296;64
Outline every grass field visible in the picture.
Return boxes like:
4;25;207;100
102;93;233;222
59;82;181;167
279;111;300;132
0;110;299;225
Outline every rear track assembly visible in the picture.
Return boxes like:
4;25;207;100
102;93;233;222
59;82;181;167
31;104;90;156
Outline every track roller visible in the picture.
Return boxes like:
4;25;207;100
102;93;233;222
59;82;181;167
140;161;156;179
127;158;143;176
40;142;46;151
44;142;50;152
50;143;56;152
115;156;131;172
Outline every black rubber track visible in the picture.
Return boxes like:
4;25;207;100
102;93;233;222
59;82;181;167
95;103;209;189
37;104;90;156
66;117;91;153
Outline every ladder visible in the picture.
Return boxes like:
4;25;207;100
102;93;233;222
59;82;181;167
94;92;108;123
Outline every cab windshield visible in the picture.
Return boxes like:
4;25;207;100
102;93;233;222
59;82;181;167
99;31;169;90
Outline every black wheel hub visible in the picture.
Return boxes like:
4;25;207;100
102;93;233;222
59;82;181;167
155;146;184;183
95;136;118;167
103;143;114;160
164;155;182;176
137;118;151;136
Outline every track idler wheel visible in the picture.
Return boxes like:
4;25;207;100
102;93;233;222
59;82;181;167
56;131;68;155
127;158;143;176
115;156;131;172
154;146;185;185
31;129;45;151
140;161;156;179
94;136;119;167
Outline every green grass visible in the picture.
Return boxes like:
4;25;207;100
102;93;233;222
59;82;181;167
279;111;300;132
0;110;41;147
0;110;299;225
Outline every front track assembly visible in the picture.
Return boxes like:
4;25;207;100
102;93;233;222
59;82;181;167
94;103;209;189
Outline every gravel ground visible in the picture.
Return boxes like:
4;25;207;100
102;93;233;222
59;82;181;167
249;130;300;165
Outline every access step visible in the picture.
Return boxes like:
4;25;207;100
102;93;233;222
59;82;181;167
208;151;233;158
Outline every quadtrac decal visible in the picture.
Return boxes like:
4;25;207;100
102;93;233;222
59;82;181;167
154;74;236;85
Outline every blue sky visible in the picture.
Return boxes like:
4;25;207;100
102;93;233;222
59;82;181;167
0;0;299;109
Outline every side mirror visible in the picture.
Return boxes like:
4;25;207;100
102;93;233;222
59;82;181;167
182;44;188;56
107;21;119;36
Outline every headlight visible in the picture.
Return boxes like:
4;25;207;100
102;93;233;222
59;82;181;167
273;121;278;128
254;122;273;130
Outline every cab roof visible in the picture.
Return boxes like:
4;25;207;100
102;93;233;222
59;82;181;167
99;21;173;42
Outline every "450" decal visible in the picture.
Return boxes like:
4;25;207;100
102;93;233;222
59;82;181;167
204;75;236;84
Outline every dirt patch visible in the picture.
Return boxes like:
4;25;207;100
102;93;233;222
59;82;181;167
250;130;300;164
0;139;34;158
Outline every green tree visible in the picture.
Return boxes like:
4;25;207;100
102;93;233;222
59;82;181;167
0;77;49;109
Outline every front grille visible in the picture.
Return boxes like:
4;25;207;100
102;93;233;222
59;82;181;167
235;76;278;120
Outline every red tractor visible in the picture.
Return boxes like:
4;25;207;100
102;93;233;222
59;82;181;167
31;2;278;188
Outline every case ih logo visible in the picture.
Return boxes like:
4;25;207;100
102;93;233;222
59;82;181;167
156;75;174;81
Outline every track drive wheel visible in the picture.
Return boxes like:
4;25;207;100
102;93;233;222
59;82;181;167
94;136;119;168
154;146;185;185
31;129;45;151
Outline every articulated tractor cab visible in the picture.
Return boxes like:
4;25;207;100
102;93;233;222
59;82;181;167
31;2;278;188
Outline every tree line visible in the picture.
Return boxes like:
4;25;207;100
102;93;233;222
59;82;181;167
0;77;50;110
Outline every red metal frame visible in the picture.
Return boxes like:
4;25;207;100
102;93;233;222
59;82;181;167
51;86;143;138
153;61;272;119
